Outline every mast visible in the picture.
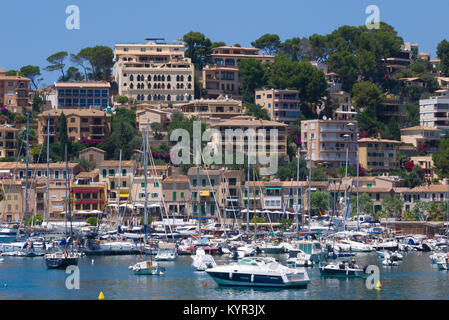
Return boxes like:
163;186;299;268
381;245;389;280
197;156;201;238
356;148;360;231
246;135;250;234
117;149;122;233
144;121;149;232
65;144;73;249
296;147;300;238
45;113;50;225
308;139;312;231
24;113;30;232
64;144;68;238
343;146;349;231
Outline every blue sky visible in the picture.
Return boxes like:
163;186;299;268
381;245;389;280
1;0;448;86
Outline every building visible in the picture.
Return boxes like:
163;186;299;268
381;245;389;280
329;91;357;121
255;89;301;125
210;116;288;156
420;96;449;134
55;82;110;109
99;160;137;205
400;125;441;153
0;180;24;222
70;171;108;220
384;42;418;73
79;147;106;167
136;106;171;134
0;69;30;112
396;184;449;213
202;46;274;99
113;40;194;104
162;175;191;216
410;156;436;181
358;138;401;172
0;125;19;158
37;109;111;145
178;96;243;125
301;120;358;168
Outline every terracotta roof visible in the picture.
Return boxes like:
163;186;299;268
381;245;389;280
99;160;136;168
79;147;106;154
400;126;441;132
358;138;401;144
0;162;79;170
163;175;189;183
397;184;449;193
55;82;110;88
211;118;287;128
39;109;110;118
76;171;98;179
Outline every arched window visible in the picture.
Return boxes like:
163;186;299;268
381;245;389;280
188;75;192;82
167;75;171;81
137;83;140;89
167;94;171;101
158;94;162;100
176;75;180;82
153;75;157;81
180;75;184;81
130;83;134;89
167;84;171;89
188;94;192;101
154;94;158;101
157;83;161;89
148;95;152;101
157;75;161;82
130;75;134;81
161;84;165;89
188;83;192;89
148;83;151;89
161;75;165;81
137;75;141;81
147;75;151;81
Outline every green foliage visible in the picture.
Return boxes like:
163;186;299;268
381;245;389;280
403;103;420;127
140;216;154;225
280;219;293;230
279;37;313;62
402;165;424;188
276;157;308;181
352;81;384;135
381;194;404;218
311;191;328;215
194;76;208;99
86;217;98;226
267;56;328;103
28;216;43;226
77;46;114;81
44;51;68;79
238;58;269;103
116;95;129;104
250;217;265;223
384;118;401;141
251;34;280;55
183;31;213;69
20;65;42;89
77;157;96;171
350;193;374;216
433;135;449;179
245;103;270;120
437;39;449;77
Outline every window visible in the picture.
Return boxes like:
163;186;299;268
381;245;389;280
193;179;197;186
122;169;127;176
173;192;177;201
102;169;107;178
180;192;184;199
109;169;115;176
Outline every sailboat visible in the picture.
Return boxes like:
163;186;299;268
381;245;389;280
45;144;81;269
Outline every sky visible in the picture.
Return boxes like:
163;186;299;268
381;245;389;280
1;0;448;86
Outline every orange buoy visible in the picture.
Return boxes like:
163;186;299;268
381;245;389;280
203;282;208;287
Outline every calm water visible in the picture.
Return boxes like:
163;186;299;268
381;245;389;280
0;252;448;300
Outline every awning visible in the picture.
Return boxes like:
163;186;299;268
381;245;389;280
266;187;281;190
119;192;129;198
200;191;210;197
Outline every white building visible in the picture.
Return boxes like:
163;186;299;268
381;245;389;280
420;96;449;134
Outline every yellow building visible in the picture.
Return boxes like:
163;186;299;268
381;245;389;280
358;138;401;172
0;125;19;158
255;89;300;125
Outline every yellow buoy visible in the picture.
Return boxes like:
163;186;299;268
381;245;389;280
376;281;381;290
98;292;105;300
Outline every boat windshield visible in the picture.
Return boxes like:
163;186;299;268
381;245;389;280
238;258;259;266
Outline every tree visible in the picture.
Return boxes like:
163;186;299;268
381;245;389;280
238;58;269;103
381;194;404;218
194;76;207;99
352;81;384;135
251;34;280;56
350;193;374;216
433;135;449;179
44;51;68;79
183;31;212;69
403;102;420;126
403;165;424;188
116;95;129;105
311;191;329;215
28;216;43;226
77;46;114;81
86;217;98;226
412;200;429;221
437;40;449;77
151;122;163;139
32;95;44;112
60;66;83;82
70;53;91;79
245;103;269;120
78;157;96;172
384;118;401;141
20;65;42;89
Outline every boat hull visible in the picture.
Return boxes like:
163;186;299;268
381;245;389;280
206;271;309;288
319;267;365;277
46;258;79;269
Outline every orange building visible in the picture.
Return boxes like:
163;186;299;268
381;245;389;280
0;68;30;111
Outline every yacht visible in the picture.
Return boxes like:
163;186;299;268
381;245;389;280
319;260;366;277
191;248;217;271
129;260;165;275
45;251;81;269
206;257;310;288
286;249;313;267
154;243;177;261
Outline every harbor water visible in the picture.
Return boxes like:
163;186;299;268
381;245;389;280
0;252;448;300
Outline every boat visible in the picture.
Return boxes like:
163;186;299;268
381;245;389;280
319;260;366;277
45;251;81;269
154;243;178;261
377;250;403;261
191;248;217;271
382;257;399;266
129;260;165;275
206;257;310;288
286;249;313;267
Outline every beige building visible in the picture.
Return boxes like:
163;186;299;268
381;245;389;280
0;125;19;158
113;40;194;104
202;46;274;99
55;82;110;109
99;160;137;205
329;91;357;121
178;96;243;125
400;125;441;153
0;180;24;222
79;147;106;167
210;116;288;156
0;69;30;110
136;106;171;134
358;138;401;172
301;120;358;168
255;89;301;125
410;155;436;181
162;175;191;216
37;109;111;145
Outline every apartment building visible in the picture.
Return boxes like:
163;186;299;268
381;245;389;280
420;96;449;134
210;116;288;156
113;40;194;104
329;91;357;121
0;180;23;223
400;125;441;153
358;138;401;172
301;120;358;168
202;46;274;99
70;171;108;220
188;167;222;218
178;96;244;125
396;184;449;213
37;109;111;145
162;175;191;216
0;69;30;110
136;106;171;134
410;156;436;181
99;160;137;205
55;82;110;109
0;125;19;158
384;42;418;73
255;89;301;125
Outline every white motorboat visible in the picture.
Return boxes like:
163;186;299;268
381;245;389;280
154;242;177;261
286;249;313;267
129;260;165;275
430;252;447;264
206;257;310;288
191;248;217;271
377;251;403;261
319;260;366;277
